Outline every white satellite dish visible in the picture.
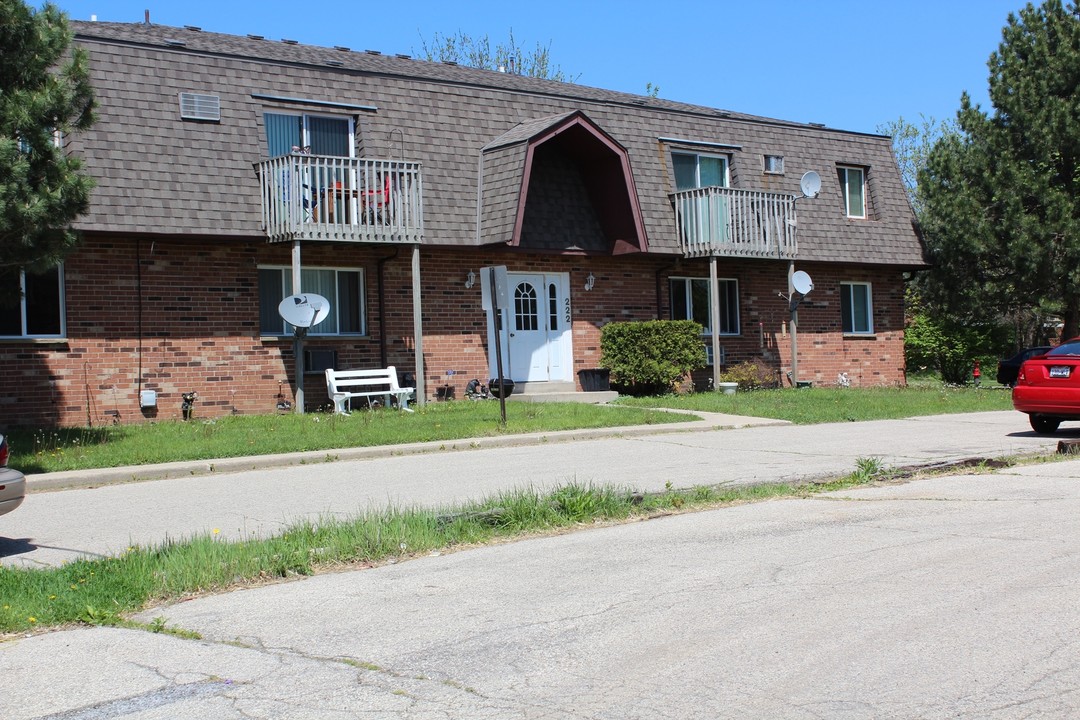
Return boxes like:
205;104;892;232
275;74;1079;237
800;171;821;199
278;293;330;328
792;270;814;296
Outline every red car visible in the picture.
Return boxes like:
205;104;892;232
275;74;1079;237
1013;338;1080;433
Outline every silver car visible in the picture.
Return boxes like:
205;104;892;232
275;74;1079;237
0;434;26;517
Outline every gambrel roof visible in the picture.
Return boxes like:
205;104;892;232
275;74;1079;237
68;21;925;267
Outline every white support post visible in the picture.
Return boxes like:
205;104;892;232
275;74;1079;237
412;244;425;407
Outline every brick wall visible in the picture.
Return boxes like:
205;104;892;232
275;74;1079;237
0;237;907;428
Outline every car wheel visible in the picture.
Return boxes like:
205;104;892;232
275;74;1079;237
1030;415;1061;434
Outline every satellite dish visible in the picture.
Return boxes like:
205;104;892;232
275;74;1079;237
792;270;814;296
278;293;330;328
800;171;821;199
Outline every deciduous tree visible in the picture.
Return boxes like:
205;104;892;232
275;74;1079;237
417;29;577;82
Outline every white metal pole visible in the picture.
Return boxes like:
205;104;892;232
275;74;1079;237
412;244;425;407
709;255;721;391
292;240;306;414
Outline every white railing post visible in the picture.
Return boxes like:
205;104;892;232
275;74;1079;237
256;155;424;244
673;186;796;259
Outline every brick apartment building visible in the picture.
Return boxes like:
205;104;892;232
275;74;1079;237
0;20;925;427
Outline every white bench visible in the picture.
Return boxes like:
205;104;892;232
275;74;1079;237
325;366;415;414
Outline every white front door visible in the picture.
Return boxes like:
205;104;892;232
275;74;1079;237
489;273;572;382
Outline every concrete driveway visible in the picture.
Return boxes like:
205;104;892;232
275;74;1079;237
5;458;1080;718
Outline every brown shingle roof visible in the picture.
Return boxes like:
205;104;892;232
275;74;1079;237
68;20;925;267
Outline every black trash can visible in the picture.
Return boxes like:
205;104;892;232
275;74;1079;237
489;378;516;398
578;368;610;392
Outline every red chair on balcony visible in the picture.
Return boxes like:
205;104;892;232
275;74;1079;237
363;174;392;225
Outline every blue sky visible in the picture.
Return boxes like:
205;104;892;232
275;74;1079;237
56;0;1028;135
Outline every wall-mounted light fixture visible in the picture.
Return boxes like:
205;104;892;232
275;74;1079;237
465;270;476;289
584;272;596;292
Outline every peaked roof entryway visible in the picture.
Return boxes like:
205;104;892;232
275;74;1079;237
478;111;648;255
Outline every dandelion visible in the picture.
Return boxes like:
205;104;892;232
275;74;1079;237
48;595;56;600
212;528;221;535
28;617;36;624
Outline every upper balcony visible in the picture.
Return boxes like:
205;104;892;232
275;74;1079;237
673;186;797;260
256;154;423;244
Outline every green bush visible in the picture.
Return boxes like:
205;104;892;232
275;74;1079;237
600;320;707;396
717;360;778;390
905;311;1009;385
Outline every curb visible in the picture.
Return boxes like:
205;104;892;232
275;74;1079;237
26;413;789;492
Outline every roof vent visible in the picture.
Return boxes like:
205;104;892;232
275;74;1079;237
184;25;202;32
164;38;186;47
443;60;458;66
365;49;381;55
325;60;343;67
396;53;411;59
179;92;221;122
281;38;298;45
247;34;265;40
335;45;350;52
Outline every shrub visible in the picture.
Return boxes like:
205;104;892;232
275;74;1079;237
717;360;778;390
600;320;707;396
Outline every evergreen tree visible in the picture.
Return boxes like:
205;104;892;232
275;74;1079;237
918;0;1080;340
0;0;95;277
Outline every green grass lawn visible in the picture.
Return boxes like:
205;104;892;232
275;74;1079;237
6;384;1015;474
616;384;1013;424
7;401;685;474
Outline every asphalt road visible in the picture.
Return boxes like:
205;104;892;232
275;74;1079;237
0;410;1065;569
4;411;1080;718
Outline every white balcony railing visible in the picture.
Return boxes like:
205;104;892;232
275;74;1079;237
256;154;423;244
673;186;797;259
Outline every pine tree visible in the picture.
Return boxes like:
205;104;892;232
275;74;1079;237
918;0;1080;340
0;1;95;278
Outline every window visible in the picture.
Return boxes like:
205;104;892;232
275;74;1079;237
764;155;784;174
670;277;739;335
259;266;365;336
672;152;729;191
0;265;65;338
514;282;538;331
838;166;866;218
840;282;873;334
264;112;353;157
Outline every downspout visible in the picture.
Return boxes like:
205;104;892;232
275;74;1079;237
136;237;143;403
376;249;400;369
654;261;678;319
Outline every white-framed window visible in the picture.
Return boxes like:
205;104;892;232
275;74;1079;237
840;281;873;334
670;277;740;335
264;112;354;158
763;155;784;174
258;266;365;336
672;152;729;191
0;265;65;338
838;166;867;218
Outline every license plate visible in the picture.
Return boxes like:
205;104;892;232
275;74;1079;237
1050;366;1072;378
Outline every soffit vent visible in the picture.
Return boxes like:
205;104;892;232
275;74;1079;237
179;92;221;122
